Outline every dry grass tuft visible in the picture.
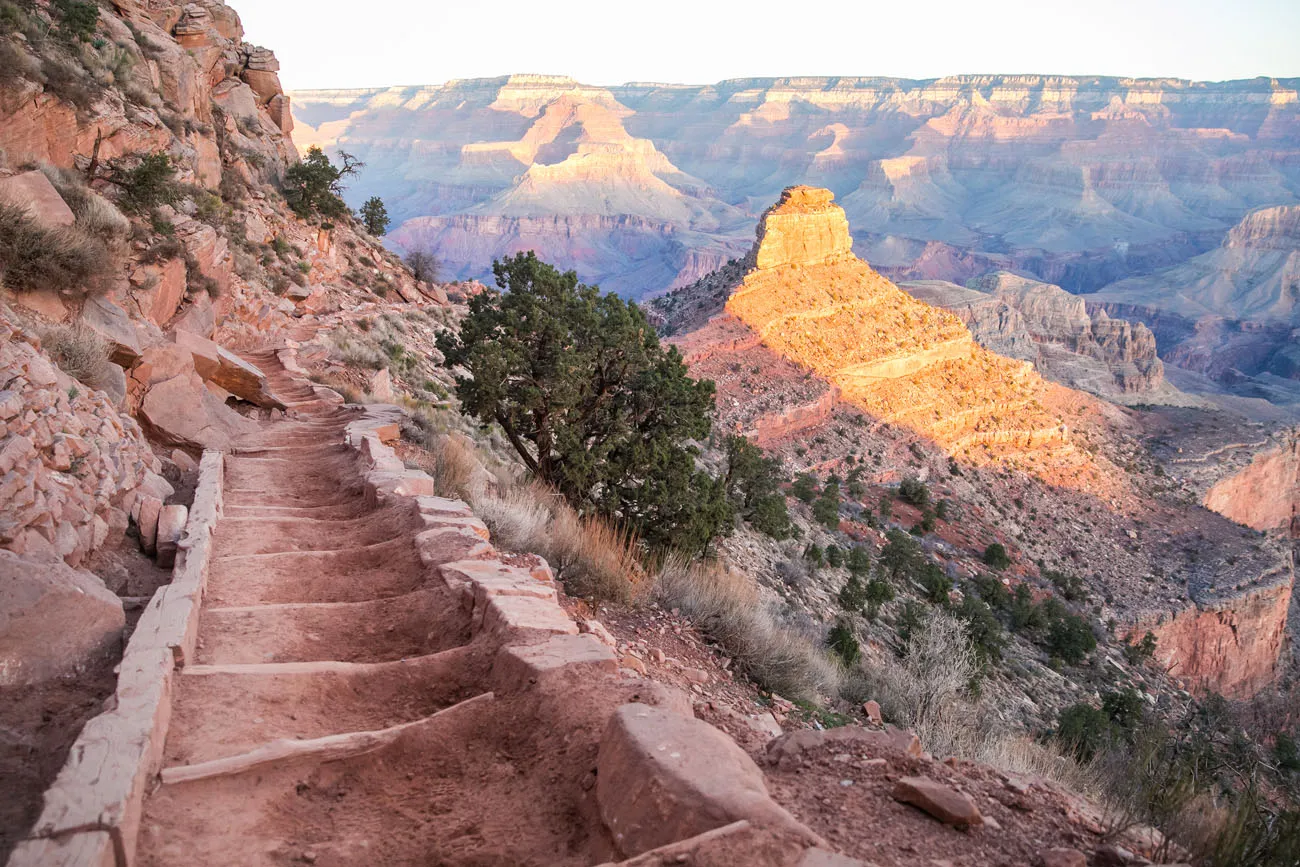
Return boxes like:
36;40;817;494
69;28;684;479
476;481;643;602
654;557;842;702
0;202;111;298
41;323;111;389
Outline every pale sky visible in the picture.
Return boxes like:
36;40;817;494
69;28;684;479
238;0;1300;91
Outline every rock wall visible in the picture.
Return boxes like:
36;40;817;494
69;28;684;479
751;386;839;446
1202;434;1300;535
0;304;158;567
1134;578;1294;698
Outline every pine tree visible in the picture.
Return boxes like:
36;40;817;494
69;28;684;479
359;196;389;236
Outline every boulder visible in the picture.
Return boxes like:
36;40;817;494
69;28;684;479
154;504;187;567
137;494;163;554
0;549;124;686
597;703;821;857
0;170;75;227
138;366;258;451
892;776;982;827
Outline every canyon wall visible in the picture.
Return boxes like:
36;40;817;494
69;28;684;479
290;75;1300;298
1134;578;1293;698
1202;434;1300;534
903;273;1169;402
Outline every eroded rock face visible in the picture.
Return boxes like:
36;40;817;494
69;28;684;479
1134;579;1293;698
906;272;1168;401
1203;435;1300;535
752;187;854;270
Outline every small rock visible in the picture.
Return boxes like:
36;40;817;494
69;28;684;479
863;699;882;725
650;647;666;663
682;666;710;685
619;654;647;676
578;618;617;647
1040;849;1087;867
893;776;982;827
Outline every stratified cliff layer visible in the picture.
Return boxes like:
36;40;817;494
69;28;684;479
290;75;1300;297
903;272;1173;403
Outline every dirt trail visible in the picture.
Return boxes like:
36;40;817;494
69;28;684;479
135;352;610;867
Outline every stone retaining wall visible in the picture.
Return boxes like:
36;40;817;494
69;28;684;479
8;451;224;867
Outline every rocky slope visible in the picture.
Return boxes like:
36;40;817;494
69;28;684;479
901;272;1174;403
653;186;1295;703
291;75;1300;298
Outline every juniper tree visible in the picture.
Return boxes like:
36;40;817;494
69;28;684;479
436;252;726;552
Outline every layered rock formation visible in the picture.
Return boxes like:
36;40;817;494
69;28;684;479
903;272;1170;402
291;75;1300;298
1202;433;1300;535
722;188;1074;465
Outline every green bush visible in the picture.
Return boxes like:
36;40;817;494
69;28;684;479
846;545;870;577
725;435;790;539
1056;702;1112;761
790;472;818;503
863;578;894;621
838;572;868;613
1045;608;1097;664
955;594;1004;664
1044;568;1086;601
0;203;110;298
1123;630;1158;665
828;619;860;666
983;542;1011;570
54;0;98;42
1102;688;1145;730
804;543;823;568
825;545;843;568
112;153;181;214
812;481;841;530
917;562;952;604
898;476;930;508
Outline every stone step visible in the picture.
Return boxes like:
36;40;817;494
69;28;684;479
194;587;467;666
205;539;426;605
163;647;482;767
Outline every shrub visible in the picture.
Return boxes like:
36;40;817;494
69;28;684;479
725;435;790;539
41;323;111;389
790;472;818;503
898;476;930;508
1103;688;1145;730
879;528;925;581
917;562;952;604
54;0;98;42
983;542;1012;570
112;153;181;214
283;145;360;219
1045;609;1097;664
1057;702;1112;761
812;481;841;529
804;543;823;568
863;577;895;621
825;544;843;568
405;249;440;283
828;619;860;666
1123;630;1158;666
0;203;110;298
437;252;726;553
955;594;1005;664
1044;568;1086;601
838;572;868;613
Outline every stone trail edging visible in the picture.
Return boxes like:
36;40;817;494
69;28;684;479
7;450;225;867
339;401;859;865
